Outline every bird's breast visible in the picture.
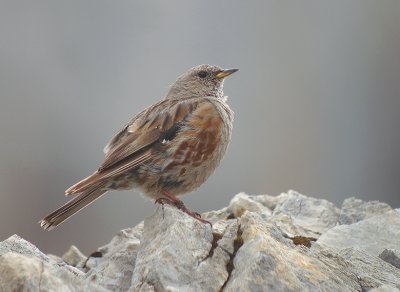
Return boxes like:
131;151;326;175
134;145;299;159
153;99;233;195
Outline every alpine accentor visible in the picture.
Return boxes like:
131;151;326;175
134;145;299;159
40;64;238;230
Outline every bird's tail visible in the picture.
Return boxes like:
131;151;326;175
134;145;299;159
40;186;107;230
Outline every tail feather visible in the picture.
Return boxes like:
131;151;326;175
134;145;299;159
40;186;107;230
65;171;102;195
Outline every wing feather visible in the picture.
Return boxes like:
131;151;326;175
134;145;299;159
99;98;198;175
66;98;209;195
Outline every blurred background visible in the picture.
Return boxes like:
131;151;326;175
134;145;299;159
1;1;399;255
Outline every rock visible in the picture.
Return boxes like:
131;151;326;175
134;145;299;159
202;207;231;222
62;245;86;267
129;205;233;291
0;253;66;292
370;285;400;292
338;248;400;290
86;224;143;291
250;193;283;210
223;212;361;291
379;249;400;269
339;197;392;225
1;190;399;291
271;190;340;237
0;234;52;262
0;246;106;292
0;234;83;276
227;192;271;218
317;210;400;256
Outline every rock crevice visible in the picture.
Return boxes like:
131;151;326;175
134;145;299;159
219;222;243;291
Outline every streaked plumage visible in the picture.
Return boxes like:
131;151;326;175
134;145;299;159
40;64;237;230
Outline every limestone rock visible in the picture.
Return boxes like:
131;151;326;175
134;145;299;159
272;190;340;235
202;207;231;223
338;248;400;289
250;193;283;210
0;235;83;276
0;253;66;292
0;238;105;292
62;245;86;267
223;212;361;291
1;191;400;291
227;192;271;218
339;197;392;225
379;249;400;269
86;224;143;291
370;285;400;292
129;205;233;291
317;210;400;256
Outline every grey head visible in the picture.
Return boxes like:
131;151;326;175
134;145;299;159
166;64;238;99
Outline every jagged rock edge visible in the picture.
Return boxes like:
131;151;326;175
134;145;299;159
219;220;243;291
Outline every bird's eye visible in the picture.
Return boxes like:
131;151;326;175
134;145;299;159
197;71;208;78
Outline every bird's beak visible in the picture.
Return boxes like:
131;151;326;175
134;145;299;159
215;68;239;79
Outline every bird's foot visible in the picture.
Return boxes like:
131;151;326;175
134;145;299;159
178;204;212;227
155;191;212;227
155;197;175;206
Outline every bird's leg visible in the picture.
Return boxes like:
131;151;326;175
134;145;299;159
154;197;176;206
154;190;212;227
158;190;185;208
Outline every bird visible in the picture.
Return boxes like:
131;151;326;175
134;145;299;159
40;64;238;230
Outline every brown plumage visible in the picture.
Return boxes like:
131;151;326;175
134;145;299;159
40;64;238;230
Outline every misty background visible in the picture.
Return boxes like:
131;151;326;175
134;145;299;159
1;1;399;255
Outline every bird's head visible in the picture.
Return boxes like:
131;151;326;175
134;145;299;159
167;64;238;99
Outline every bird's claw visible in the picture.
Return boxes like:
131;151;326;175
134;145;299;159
154;197;212;227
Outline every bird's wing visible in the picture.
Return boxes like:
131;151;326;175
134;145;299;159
65;97;204;195
99;98;197;176
102;100;165;155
